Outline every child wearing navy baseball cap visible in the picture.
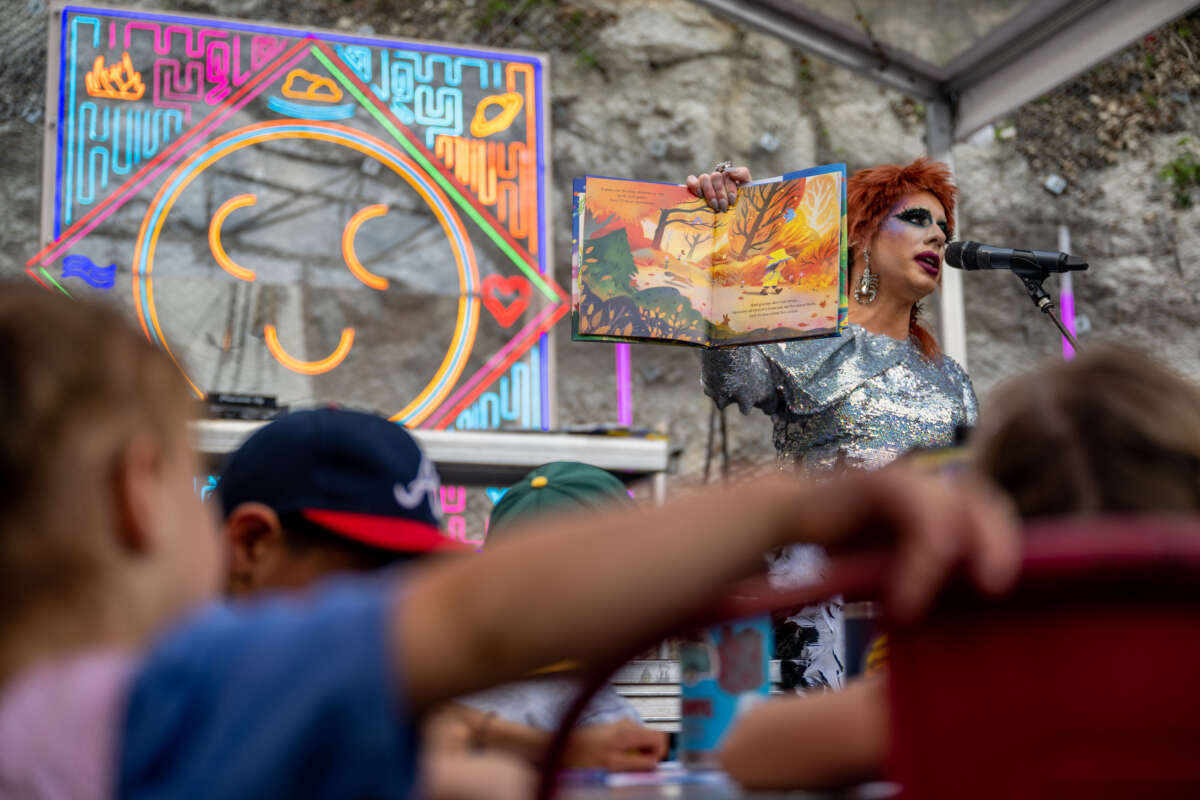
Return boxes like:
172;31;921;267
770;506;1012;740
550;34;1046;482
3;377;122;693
220;439;662;774
218;408;464;597
216;408;535;800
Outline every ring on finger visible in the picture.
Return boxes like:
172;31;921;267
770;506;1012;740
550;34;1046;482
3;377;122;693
713;160;734;173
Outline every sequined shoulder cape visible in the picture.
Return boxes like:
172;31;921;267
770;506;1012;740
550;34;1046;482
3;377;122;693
701;323;978;472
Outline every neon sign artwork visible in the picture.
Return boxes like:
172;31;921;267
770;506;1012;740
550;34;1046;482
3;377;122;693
28;5;563;432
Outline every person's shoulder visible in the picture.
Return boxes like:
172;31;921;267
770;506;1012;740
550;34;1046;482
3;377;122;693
937;352;969;379
0;651;136;800
762;327;854;364
937;353;974;391
463;681;563;728
119;573;415;798
141;573;394;676
0;651;135;723
1;651;135;699
933;352;978;419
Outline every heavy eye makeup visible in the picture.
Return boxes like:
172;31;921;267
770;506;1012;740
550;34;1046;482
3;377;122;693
895;207;950;238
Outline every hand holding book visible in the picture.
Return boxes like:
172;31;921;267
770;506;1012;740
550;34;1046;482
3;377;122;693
686;166;753;212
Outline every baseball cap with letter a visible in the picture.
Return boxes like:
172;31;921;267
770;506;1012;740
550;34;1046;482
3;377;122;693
217;408;466;554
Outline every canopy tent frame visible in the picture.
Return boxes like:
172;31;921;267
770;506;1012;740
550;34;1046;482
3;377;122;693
688;0;1198;368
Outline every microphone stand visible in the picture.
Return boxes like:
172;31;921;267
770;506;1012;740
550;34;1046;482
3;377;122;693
1016;268;1080;352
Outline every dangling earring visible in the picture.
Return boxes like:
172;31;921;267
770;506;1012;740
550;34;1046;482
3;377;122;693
853;249;878;304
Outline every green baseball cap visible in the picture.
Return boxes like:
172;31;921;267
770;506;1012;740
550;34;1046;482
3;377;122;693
487;461;632;539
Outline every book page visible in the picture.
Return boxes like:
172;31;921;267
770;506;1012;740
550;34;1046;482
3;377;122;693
571;178;591;338
574;177;715;345
708;168;843;345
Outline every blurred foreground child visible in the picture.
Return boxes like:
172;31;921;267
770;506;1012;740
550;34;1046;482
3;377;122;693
0;283;1017;798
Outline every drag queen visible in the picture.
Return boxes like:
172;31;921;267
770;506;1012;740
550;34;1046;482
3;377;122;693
691;158;978;689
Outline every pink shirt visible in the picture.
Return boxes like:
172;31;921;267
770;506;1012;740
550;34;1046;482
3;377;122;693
0;652;134;800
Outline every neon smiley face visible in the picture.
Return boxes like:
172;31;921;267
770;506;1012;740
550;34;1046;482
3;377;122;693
209;195;390;374
132;120;481;426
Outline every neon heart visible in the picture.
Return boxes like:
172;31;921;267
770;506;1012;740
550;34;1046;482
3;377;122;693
481;274;531;328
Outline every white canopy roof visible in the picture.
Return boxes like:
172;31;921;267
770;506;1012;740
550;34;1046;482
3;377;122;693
690;0;1197;141
688;0;1198;365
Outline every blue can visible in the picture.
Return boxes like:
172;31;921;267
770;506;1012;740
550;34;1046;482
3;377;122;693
679;614;774;768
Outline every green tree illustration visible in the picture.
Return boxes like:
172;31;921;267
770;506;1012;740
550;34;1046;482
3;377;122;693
582;228;638;300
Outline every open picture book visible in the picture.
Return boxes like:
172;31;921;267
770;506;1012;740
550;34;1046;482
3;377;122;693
571;164;847;347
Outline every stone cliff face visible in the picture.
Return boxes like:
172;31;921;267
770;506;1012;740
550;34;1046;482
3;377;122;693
549;0;1200;481
2;0;1197;490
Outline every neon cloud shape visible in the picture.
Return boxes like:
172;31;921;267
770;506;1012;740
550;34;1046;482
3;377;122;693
281;69;344;103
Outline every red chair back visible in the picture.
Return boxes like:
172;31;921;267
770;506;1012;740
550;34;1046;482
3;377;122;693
539;517;1200;799
886;517;1200;800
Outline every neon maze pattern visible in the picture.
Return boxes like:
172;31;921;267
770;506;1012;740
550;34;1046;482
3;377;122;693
29;5;565;435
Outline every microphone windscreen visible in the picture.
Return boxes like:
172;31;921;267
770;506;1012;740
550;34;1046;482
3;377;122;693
945;241;965;269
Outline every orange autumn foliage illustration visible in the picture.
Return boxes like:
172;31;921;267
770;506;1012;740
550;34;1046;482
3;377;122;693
584;182;710;251
709;173;841;289
573;169;843;347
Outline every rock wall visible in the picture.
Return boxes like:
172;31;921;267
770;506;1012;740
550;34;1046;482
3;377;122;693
2;0;1197;491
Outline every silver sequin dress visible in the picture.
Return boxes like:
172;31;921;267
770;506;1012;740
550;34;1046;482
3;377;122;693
701;323;978;689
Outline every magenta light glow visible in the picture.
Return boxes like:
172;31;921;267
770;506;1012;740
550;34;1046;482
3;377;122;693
1058;227;1076;360
1060;272;1077;360
615;343;632;426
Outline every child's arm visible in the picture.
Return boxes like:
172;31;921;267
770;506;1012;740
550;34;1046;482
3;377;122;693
431;703;666;771
719;675;888;789
397;468;1019;711
421;750;535;800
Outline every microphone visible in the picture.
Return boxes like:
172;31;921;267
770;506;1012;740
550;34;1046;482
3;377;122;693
945;241;1088;276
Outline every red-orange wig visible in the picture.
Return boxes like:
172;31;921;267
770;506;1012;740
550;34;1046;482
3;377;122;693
846;157;957;358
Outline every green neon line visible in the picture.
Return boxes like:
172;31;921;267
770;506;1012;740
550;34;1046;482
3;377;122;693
311;45;557;301
40;268;72;298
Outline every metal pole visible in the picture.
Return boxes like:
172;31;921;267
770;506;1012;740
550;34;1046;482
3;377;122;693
926;99;968;369
652;472;668;507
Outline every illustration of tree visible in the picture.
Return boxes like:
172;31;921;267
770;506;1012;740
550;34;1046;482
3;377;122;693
584;186;707;251
583;191;654;249
636;287;705;342
581;229;638;300
801;175;839;233
578;293;641;337
711;261;744;287
681;230;712;259
728;178;807;260
790;232;841;286
650;198;711;250
585;207;619;234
